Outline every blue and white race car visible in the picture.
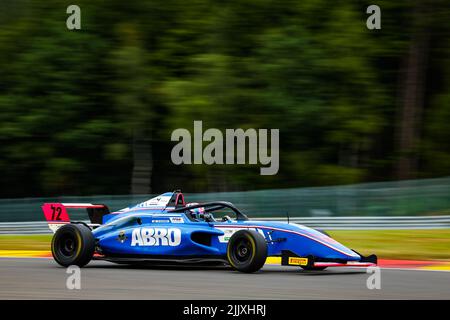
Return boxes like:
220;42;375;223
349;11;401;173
42;190;377;273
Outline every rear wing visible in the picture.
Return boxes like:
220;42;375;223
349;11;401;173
42;203;110;233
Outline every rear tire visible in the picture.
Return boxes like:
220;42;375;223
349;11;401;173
227;230;267;273
51;224;95;267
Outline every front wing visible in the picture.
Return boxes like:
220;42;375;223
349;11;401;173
281;250;377;268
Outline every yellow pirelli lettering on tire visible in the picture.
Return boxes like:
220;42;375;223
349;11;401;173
288;257;308;266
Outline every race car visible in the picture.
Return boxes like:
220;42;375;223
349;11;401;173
42;190;377;273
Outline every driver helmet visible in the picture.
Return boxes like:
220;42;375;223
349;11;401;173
186;202;205;220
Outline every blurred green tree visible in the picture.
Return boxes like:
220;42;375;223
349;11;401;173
0;0;449;197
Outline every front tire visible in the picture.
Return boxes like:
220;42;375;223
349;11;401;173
51;224;95;267
227;230;267;273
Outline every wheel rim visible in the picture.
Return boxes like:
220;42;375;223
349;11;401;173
232;238;253;263
57;232;78;258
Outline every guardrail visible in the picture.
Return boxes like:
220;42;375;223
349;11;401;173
1;216;450;234
0;221;52;234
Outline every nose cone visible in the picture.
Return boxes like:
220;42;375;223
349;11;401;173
291;224;361;260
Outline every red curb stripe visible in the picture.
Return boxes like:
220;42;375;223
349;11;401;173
378;259;443;268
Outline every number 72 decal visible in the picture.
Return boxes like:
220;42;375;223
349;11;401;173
42;204;70;222
51;205;62;220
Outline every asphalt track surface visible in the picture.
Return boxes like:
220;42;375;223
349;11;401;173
1;258;450;299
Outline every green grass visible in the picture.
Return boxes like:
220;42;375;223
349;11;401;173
0;234;52;251
1;230;450;261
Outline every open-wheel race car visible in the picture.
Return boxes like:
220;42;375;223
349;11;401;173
42;190;377;273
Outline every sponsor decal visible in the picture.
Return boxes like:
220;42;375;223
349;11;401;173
288;257;308;266
117;230;127;243
216;227;265;243
136;195;172;208
152;219;169;223
119;195;172;212
170;217;184;224
220;229;235;243
131;228;181;246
